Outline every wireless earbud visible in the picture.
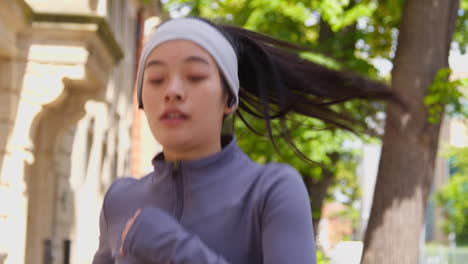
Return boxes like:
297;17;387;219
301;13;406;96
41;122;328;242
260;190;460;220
227;97;236;108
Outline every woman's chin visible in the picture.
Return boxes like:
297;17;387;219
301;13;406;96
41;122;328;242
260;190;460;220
159;136;192;151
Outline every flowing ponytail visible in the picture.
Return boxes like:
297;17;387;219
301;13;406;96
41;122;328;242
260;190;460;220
153;17;404;163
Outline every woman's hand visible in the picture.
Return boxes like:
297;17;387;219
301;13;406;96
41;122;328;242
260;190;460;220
119;208;142;257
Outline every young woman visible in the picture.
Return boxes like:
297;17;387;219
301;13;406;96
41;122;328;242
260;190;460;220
93;17;399;264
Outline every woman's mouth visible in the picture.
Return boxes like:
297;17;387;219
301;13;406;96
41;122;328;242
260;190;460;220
160;110;189;125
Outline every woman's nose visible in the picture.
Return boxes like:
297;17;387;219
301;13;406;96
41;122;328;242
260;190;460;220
164;78;185;103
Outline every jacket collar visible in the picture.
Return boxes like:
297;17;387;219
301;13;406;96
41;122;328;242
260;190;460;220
151;135;240;174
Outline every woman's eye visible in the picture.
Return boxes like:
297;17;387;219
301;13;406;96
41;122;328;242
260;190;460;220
149;79;164;85
188;76;206;82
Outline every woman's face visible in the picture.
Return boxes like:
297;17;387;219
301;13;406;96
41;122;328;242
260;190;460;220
141;40;232;158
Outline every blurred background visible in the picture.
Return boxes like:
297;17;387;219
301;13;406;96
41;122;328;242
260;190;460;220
0;0;466;264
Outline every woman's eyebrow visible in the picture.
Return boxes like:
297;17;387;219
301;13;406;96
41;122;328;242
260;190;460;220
145;56;209;69
184;56;209;65
146;59;165;68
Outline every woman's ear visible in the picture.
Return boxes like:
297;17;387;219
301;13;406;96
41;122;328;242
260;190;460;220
228;96;236;108
224;97;237;115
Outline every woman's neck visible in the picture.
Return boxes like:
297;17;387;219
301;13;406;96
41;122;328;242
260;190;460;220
163;140;222;161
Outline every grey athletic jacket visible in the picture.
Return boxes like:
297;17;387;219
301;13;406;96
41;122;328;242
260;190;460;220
92;136;317;264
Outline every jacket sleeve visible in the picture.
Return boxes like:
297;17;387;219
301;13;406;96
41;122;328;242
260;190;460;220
261;166;317;264
92;208;114;264
122;207;230;264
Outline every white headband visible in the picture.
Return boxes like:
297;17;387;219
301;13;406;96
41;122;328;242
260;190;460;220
137;18;239;108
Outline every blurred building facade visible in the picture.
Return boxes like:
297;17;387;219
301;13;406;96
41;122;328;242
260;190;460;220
0;1;163;264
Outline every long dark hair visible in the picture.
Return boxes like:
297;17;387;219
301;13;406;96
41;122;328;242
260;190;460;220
180;18;403;163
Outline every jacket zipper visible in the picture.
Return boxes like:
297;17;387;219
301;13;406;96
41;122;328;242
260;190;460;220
173;160;184;221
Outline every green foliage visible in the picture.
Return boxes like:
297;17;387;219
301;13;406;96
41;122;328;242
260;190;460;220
358;0;404;59
329;160;362;205
435;147;468;245
300;52;342;70
166;0;319;45
315;0;377;32
235;113;363;215
454;0;468;53
165;0;385;75
316;248;331;264
235;115;358;175
424;68;468;124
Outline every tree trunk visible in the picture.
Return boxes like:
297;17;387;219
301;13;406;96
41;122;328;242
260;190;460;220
303;152;339;237
361;0;459;263
304;168;334;236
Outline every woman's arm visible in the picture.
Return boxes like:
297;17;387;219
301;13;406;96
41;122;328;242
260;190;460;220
261;166;317;264
121;207;230;264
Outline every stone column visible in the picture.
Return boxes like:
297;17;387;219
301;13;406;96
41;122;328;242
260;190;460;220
0;1;31;264
0;1;123;264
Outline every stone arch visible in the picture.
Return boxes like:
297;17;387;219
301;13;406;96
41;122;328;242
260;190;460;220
9;9;124;264
24;79;102;264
